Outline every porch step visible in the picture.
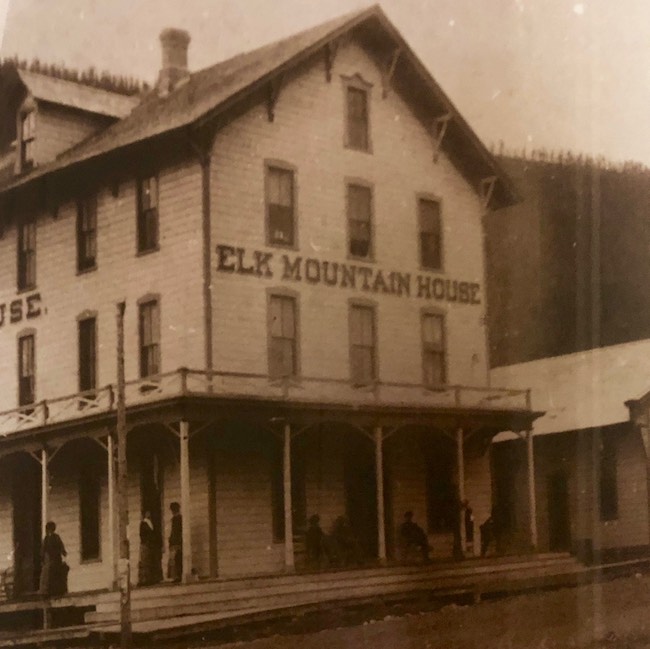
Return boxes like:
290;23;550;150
85;554;580;624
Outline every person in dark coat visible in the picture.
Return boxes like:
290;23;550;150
398;511;430;561
305;514;326;568
167;502;182;582
39;521;68;597
138;511;162;586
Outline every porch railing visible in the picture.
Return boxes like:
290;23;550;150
0;368;531;438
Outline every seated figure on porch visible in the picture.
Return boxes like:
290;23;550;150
39;521;68;598
330;516;363;567
305;514;331;568
398;511;430;562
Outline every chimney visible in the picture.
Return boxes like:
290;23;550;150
157;28;191;95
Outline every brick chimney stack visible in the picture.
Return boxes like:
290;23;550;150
157;28;191;95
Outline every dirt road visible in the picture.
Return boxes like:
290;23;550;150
214;572;650;649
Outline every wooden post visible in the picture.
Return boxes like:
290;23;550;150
375;427;387;563
107;433;118;589
526;429;538;549
40;447;49;538
116;301;131;649
283;422;294;571
179;420;193;582
456;428;466;558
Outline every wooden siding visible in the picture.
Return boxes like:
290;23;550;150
210;39;488;392
34;103;110;167
0;156;204;413
214;448;284;577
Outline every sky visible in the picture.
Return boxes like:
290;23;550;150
0;0;649;166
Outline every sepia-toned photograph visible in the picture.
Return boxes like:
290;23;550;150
0;1;649;647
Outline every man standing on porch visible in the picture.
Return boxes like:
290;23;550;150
168;503;182;583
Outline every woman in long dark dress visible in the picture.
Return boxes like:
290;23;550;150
39;521;67;597
138;511;161;586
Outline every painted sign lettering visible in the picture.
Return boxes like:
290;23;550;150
0;292;42;328
215;245;480;305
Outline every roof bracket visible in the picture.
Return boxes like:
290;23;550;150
324;41;340;82
381;47;402;98
432;113;451;162
480;176;498;210
266;75;283;123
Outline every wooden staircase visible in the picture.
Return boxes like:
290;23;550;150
87;553;583;634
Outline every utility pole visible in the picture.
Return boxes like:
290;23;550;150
116;301;131;648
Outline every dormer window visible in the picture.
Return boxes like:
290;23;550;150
20;111;36;171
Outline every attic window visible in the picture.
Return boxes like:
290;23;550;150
343;75;372;152
20;111;36;171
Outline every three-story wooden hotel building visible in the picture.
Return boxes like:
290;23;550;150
0;6;537;597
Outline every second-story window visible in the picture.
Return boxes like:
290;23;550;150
139;300;160;378
268;294;297;379
347;183;373;259
266;166;295;247
17;219;36;291
422;312;446;388
18;333;35;406
77;195;97;272
78;317;97;393
346;85;369;151
137;176;159;253
419;198;442;270
349;303;376;386
20;111;36;170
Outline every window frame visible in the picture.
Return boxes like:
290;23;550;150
79;465;102;563
345;179;374;261
138;297;161;378
17;331;36;407
421;309;447;389
342;74;373;153
17;217;36;291
20;110;36;171
417;194;444;272
599;433;619;522
78;314;98;394
264;161;298;249
266;289;300;381
348;299;378;387
76;194;98;273
136;175;159;254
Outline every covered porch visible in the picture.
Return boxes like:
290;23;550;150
0;368;540;597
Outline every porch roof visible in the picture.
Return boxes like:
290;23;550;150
490;339;650;436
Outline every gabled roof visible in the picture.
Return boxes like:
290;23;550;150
17;69;138;119
490;339;650;435
0;5;516;208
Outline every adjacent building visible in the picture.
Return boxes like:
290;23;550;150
488;155;650;561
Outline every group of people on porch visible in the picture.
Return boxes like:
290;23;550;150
138;501;183;586
34;500;498;599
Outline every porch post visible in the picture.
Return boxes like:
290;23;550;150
374;427;387;563
526;429;538;549
456;428;466;558
41;447;49;537
179;420;193;582
107;433;118;588
283;422;294;571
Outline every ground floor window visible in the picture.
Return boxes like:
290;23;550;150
599;434;618;521
79;467;101;561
